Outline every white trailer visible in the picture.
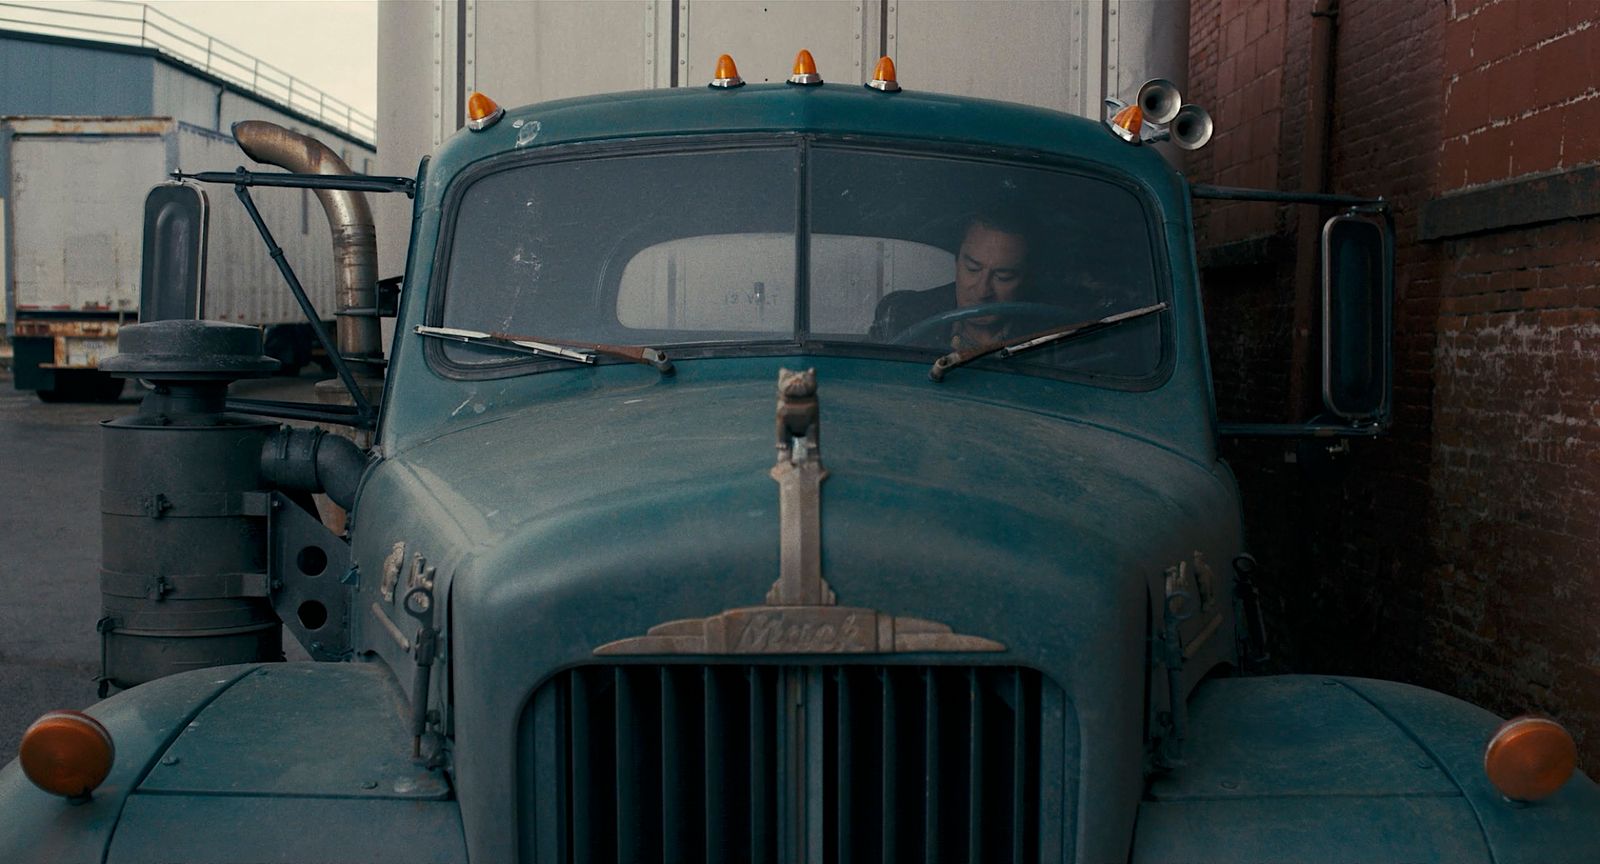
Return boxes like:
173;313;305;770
1;116;344;399
374;0;1191;280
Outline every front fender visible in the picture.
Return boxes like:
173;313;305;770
1133;675;1600;863
0;665;255;864
0;662;467;864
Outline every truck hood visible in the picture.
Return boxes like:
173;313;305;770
378;374;1238;660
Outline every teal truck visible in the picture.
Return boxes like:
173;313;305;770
2;60;1596;864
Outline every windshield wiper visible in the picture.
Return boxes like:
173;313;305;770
414;326;674;374
929;302;1168;382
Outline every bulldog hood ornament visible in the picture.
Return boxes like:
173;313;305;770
596;369;1004;656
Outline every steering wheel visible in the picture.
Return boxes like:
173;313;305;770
889;301;1078;346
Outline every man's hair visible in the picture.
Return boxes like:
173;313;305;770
959;204;1035;254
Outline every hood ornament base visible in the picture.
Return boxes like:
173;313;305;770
596;369;1004;656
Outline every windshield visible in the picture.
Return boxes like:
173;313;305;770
438;140;1165;381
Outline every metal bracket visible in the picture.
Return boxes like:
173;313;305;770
376;275;402;317
172;168;416;198
231;181;376;426
1232;553;1270;666
264;491;353;660
396;551;440;758
1156;563;1191;767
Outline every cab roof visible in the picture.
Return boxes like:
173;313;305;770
429;83;1180;188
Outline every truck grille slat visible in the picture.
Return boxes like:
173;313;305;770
702;667;728;864
612;667;643;862
922;668;940;864
879;668;899;863
660;667;699;860
522;665;1051;864
966;668;984;863
749;667;776;864
830;668;851;864
1010;668;1027;864
567;670;598;864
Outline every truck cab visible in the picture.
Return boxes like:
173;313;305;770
2;75;1595;864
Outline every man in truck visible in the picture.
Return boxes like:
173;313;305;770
869;207;1033;347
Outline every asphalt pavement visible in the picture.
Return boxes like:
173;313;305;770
0;370;317;765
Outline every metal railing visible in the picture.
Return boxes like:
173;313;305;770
0;0;375;145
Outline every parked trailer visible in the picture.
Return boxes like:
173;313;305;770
0;116;340;399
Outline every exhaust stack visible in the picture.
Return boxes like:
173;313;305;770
231;121;381;368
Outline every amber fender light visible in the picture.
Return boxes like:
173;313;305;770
1484;715;1577;803
19;710;115;800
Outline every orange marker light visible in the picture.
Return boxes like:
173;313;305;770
788;49;822;85
19;710;115;799
1485;716;1577;802
866;56;901;92
1110;103;1144;144
710;54;745;88
465;91;504;131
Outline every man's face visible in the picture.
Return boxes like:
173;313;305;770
954;221;1028;337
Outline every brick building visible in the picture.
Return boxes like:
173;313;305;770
1188;0;1600;773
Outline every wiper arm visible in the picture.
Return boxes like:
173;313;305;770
929;302;1168;382
414;326;674;374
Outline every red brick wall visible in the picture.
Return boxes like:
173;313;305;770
1189;0;1600;774
1189;0;1298;424
1194;0;1288;243
1441;0;1600;187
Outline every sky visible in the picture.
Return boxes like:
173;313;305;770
25;0;378;118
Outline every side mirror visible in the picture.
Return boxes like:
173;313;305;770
139;183;209;322
1321;213;1391;425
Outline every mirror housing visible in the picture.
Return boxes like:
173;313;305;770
1194;184;1394;440
139;183;209;322
1321;213;1392;425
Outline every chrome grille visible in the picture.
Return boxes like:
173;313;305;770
519;664;1065;864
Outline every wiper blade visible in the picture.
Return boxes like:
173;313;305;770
929;302;1168;382
414;326;674;374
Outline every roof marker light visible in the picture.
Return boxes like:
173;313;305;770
866;56;901;92
19;710;115;800
465;92;504;131
1110;103;1144;144
1485;716;1577;803
710;54;745;88
788;49;822;86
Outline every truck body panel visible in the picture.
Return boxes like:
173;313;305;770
0;665;254;863
7;123;163;317
0;662;468;864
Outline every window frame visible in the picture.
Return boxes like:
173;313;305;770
423;132;1175;391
